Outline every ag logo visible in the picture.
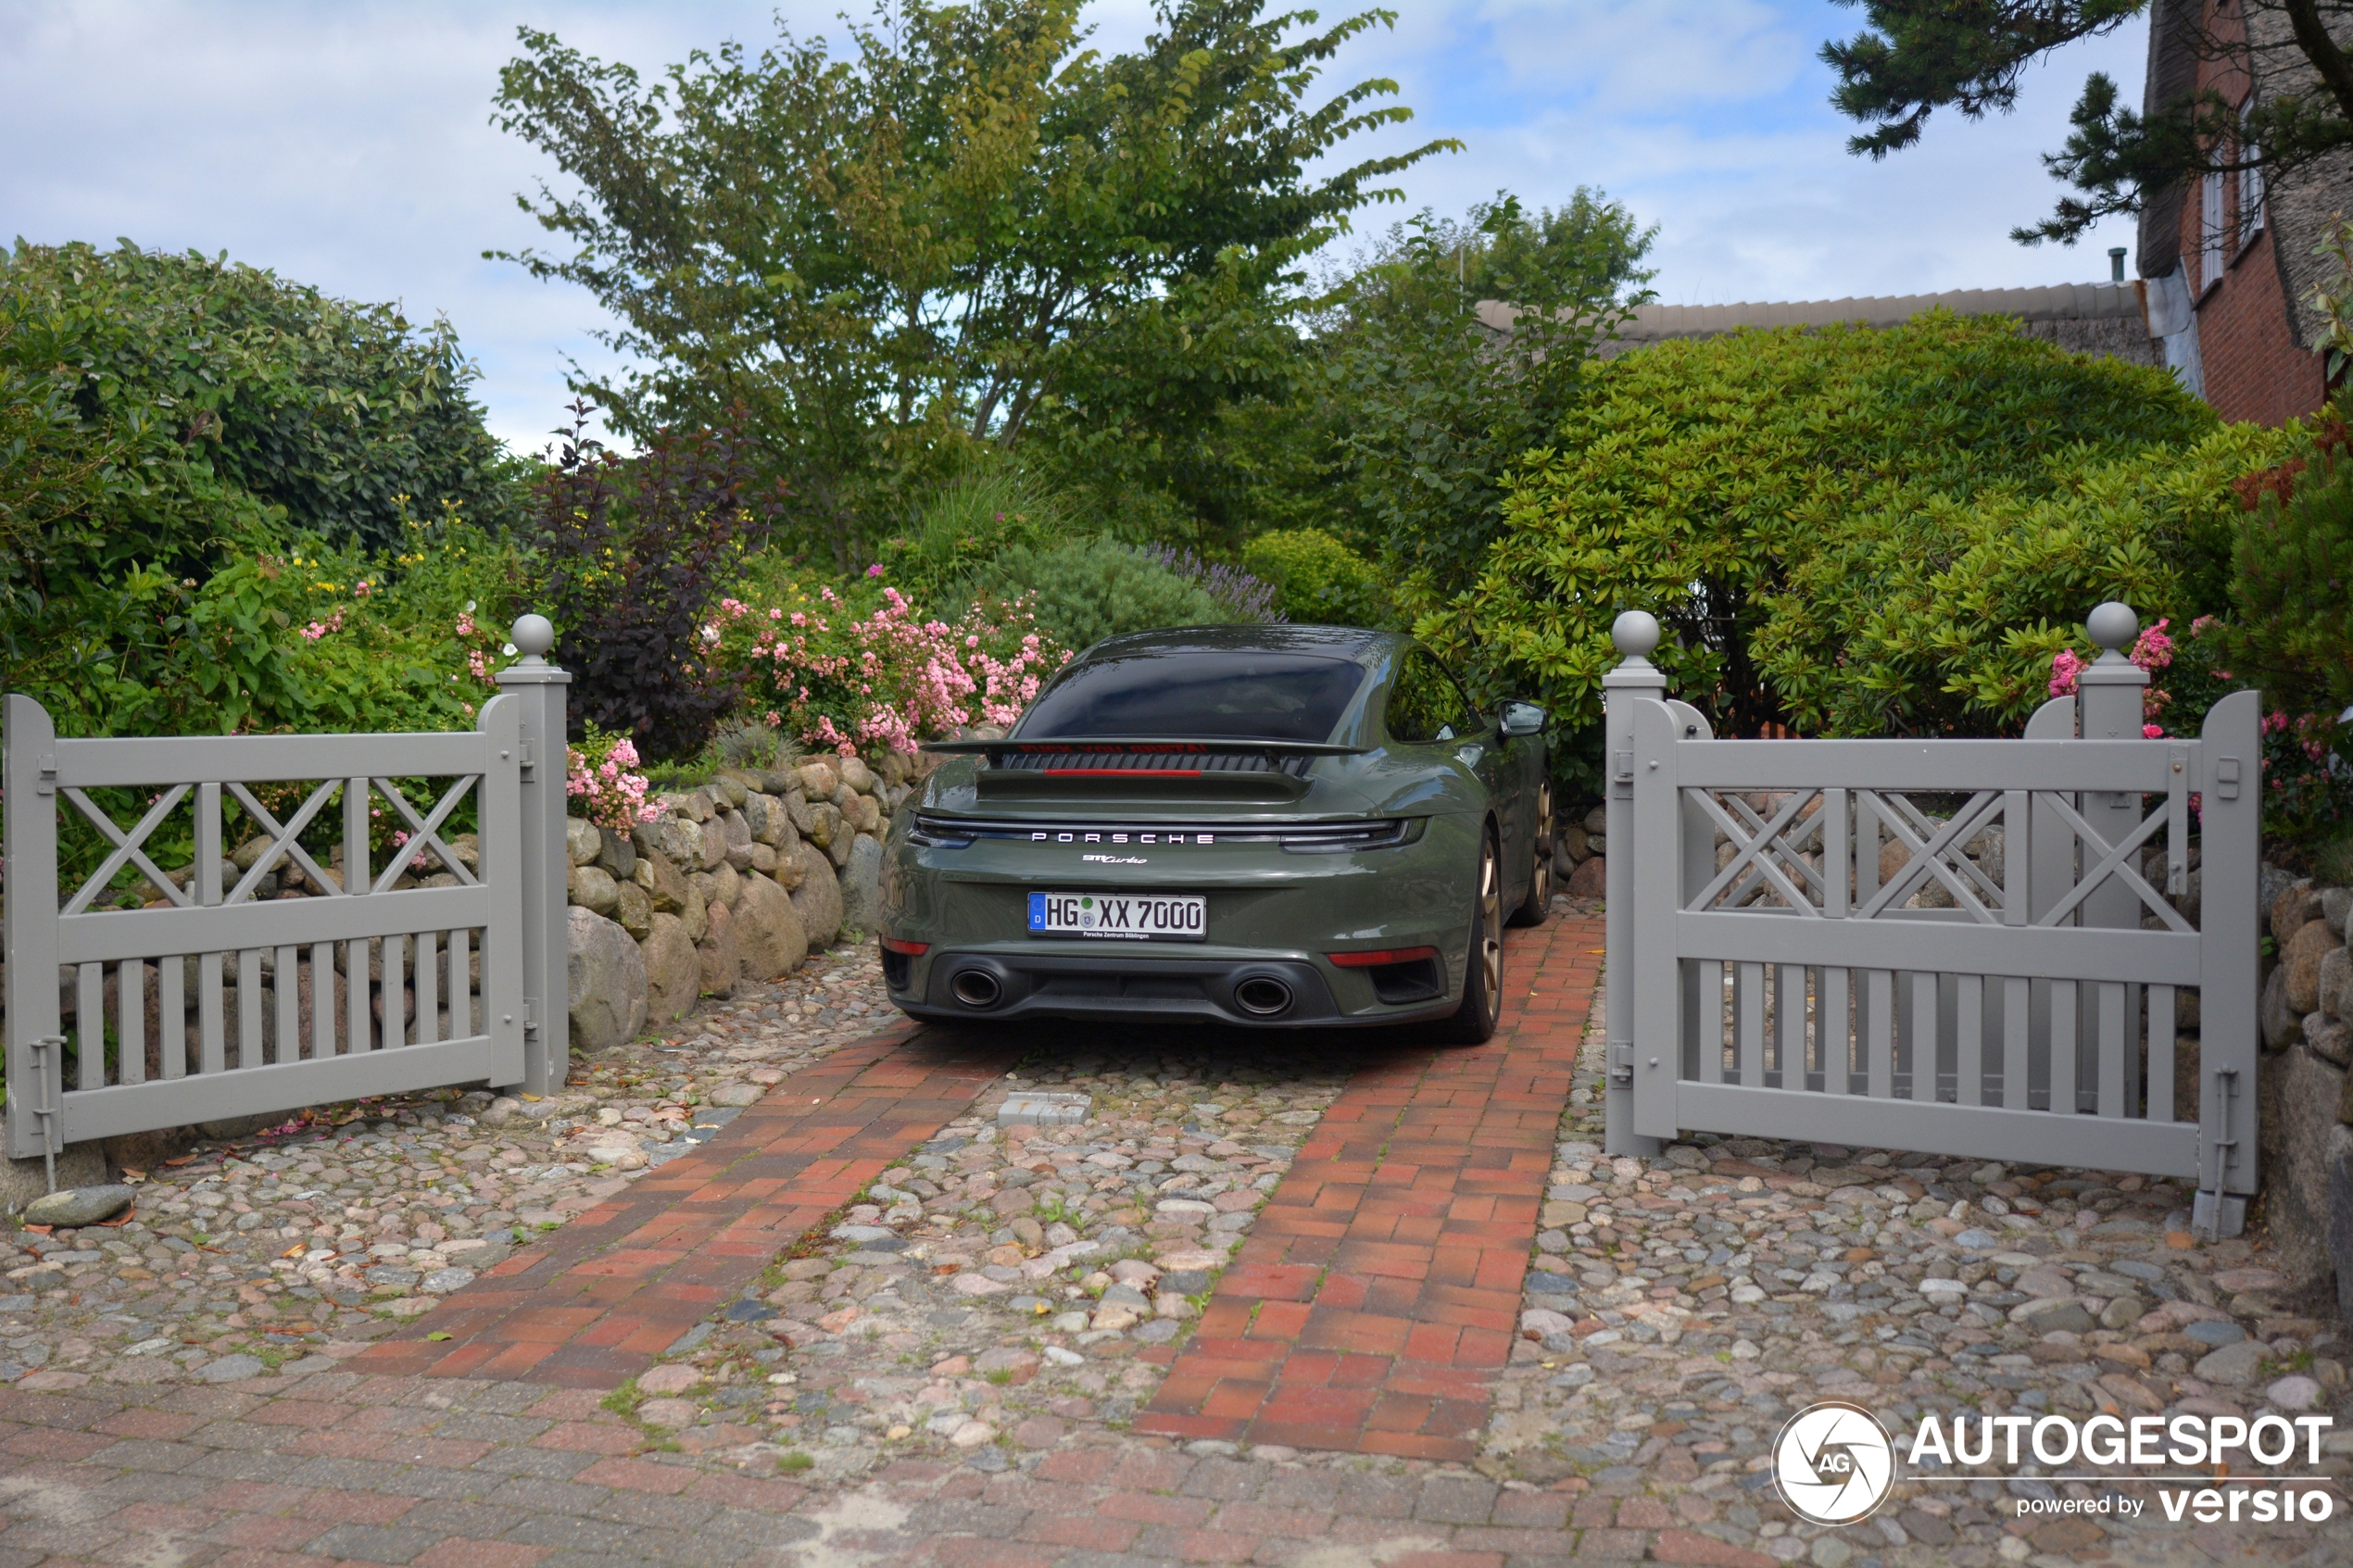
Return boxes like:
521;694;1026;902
1772;1400;1896;1525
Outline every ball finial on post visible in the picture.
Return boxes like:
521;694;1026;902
510;614;556;662
1611;610;1662;661
2085;601;2138;657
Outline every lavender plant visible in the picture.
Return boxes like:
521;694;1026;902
1136;545;1283;623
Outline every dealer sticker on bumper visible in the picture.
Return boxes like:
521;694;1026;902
1027;891;1206;941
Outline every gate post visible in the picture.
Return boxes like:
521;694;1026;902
3;696;62;1178
496;616;573;1100
1603;612;1664;1159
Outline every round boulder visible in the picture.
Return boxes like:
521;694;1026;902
640;912;700;1023
735;872;808;979
567;863;621;917
788;840;844;947
23;1183;135;1227
699;899;743;997
2284;918;2335;1016
839;834;885;937
566;906;648;1050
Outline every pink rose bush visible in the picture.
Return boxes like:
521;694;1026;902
2046;618;2178;732
2048;612;2353;836
568;723;659;834
704;580;1064;759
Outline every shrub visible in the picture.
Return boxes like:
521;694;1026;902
1756;420;2284;736
1241;527;1393;627
960;537;1240;654
706;573;1063;757
1133;545;1281;623
568;723;659;834
2215;415;2353;725
876;464;1067;602
528;401;787;761
0;240;525;563
1456;312;2230;764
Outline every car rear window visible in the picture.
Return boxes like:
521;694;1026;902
1015;651;1367;743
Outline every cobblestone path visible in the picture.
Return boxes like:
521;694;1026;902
0;909;2342;1566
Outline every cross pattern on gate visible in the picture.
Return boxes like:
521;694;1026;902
58;773;483;917
1687;782;2195;935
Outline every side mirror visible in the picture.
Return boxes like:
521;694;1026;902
1500;700;1546;738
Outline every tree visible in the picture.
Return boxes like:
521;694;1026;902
1821;1;2353;245
1316;190;1656;659
490;1;1451;568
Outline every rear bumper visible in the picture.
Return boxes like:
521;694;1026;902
888;948;1454;1029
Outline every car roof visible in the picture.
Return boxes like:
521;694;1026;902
1070;624;1407;668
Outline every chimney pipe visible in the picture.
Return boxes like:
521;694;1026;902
2108;246;2127;282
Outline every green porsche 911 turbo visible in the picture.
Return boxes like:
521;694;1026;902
875;626;1554;1043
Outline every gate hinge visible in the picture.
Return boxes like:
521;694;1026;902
26;1035;64;1160
35;756;55;797
1608;1040;1635;1085
2194;1064;2246;1238
519;739;535;780
1611;750;1634;784
2215;756;2241;800
522;997;540;1036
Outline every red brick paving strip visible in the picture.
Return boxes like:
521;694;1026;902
353;1023;1021;1388
1137;914;1603;1461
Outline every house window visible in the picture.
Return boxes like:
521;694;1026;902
2239;98;2266;248
2200;169;2227;293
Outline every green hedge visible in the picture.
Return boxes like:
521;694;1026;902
1442;312;2252;755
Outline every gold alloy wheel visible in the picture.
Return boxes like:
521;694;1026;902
1477;834;1503;1026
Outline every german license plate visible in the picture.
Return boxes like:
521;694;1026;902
1027;891;1206;941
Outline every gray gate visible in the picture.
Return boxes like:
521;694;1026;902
2;620;573;1170
1603;603;2260;1236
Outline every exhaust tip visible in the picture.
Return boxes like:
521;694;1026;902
950;969;1003;1010
1234;976;1293;1017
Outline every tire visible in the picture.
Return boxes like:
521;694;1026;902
1436;830;1504;1045
1507;780;1554;928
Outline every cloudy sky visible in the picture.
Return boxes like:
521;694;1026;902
0;1;2148;451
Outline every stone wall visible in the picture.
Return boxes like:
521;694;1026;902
561;753;913;1050
1550;803;1606;897
2253;866;2353;1323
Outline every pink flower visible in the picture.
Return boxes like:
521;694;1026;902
867;563;885;577
2143;723;2165;739
2048;648;2084;699
2130;619;2174;673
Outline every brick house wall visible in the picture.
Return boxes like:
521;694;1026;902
2142;0;2347;425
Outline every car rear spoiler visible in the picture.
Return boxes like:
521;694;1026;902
924;737;1366;803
